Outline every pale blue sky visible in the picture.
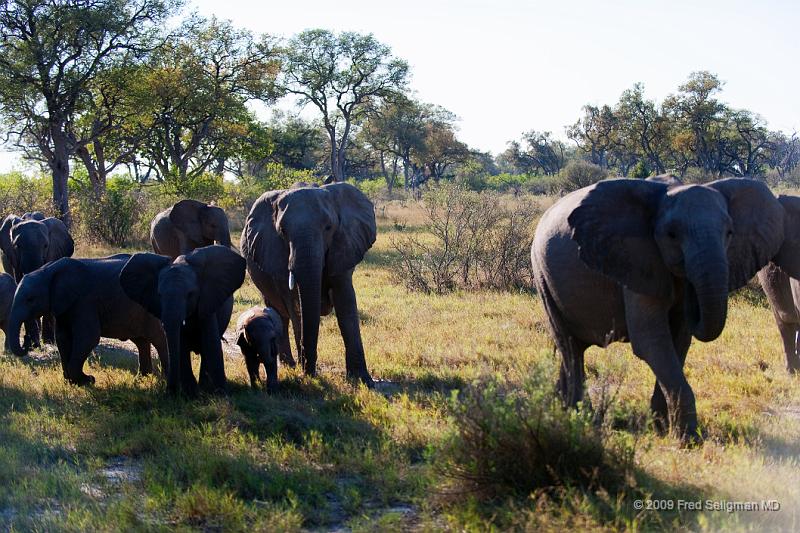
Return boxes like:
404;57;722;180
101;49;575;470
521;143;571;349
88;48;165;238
2;0;797;170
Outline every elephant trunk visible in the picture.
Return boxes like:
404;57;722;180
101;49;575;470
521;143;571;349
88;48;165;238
217;226;232;248
291;240;323;376
161;301;186;392
686;250;729;342
5;306;27;357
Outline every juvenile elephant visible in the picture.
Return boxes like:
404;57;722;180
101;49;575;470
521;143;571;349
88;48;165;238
532;178;785;440
235;307;284;392
4;255;168;384
0;272;14;335
151;200;232;258
120;245;246;396
240;182;377;386
756;194;800;373
0;213;74;346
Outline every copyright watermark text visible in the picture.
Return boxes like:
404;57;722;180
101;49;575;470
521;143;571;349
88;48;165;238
633;499;781;512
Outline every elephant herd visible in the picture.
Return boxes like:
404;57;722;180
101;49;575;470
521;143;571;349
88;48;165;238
1;176;800;443
0;182;377;396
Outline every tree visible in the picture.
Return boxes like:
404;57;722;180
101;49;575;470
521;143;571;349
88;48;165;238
616;83;670;174
281;29;409;182
504;131;567;176
136;17;280;185
0;0;177;226
566;104;619;169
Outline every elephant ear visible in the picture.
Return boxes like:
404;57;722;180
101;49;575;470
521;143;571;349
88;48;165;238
120;253;172;317
568;178;671;299
0;215;20;266
770;194;800;279
241;190;289;278
184;245;246;319
22;212;45;221
169;199;206;238
708;178;784;290
49;258;91;316
323;183;377;276
42;217;74;261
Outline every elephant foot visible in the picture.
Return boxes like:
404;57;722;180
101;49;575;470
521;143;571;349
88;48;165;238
347;370;375;389
68;373;96;386
280;352;297;368
678;426;704;448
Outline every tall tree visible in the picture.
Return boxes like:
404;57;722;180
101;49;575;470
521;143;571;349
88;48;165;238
0;0;177;226
280;29;409;182
137;17;280;186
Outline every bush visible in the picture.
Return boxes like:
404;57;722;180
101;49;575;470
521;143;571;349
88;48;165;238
560;160;609;193
630;160;650;180
392;183;538;293
161;171;226;202
0;172;56;216
438;372;636;501
72;177;148;247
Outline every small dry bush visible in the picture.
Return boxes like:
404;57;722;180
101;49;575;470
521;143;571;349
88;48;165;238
438;372;636;502
392;183;539;293
559;160;609;193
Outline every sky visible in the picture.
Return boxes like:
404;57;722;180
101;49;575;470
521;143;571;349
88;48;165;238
2;0;798;170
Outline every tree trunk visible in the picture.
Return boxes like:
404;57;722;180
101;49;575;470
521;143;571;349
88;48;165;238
50;120;72;228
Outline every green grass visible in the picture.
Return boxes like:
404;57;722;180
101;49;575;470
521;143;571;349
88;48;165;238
0;203;799;531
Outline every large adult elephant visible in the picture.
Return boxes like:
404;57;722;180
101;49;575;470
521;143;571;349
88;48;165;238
240;182;377;386
531;178;785;441
756;194;800;373
151;200;232;258
0;213;74;347
120;245;246;396
4;255;167;384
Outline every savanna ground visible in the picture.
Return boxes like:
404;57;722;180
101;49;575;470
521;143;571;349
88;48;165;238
1;197;799;532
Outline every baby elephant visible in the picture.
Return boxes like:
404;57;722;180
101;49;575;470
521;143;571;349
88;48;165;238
0;272;14;335
235;307;284;392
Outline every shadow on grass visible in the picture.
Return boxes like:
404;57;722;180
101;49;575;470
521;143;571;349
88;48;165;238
362;247;404;268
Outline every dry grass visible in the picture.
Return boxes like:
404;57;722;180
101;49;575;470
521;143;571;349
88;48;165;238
0;197;798;530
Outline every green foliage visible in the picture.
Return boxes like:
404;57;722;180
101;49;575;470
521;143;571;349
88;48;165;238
161;171;226;203
631;160;651;179
438;372;636;501
0;172;55;216
560;160;610;192
72;176;145;247
347;176;387;201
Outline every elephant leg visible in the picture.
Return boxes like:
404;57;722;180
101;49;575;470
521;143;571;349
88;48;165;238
41;313;56;344
278;315;296;367
625;290;698;442
243;349;261;389
151;327;169;376
776;320;800;374
178;341;198;397
330;274;374;387
22;318;41;350
290;312;304;369
556;337;589;407
55;324;72;380
199;314;226;394
65;320;100;386
651;305;693;433
133;338;153;376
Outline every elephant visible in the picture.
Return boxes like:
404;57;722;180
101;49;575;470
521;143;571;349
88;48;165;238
240;182;377;386
531;177;785;441
4;254;168;384
151;200;232;258
0;213;74;347
756;194;800;374
119;245;246;396
646;174;683;187
235;307;284;392
0;272;14;335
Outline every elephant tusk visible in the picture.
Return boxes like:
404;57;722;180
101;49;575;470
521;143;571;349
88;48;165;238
289;271;295;291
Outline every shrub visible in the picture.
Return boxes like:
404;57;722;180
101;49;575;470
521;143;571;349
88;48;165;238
630;160;650;180
73;177;147;247
681;166;717;184
0;172;56;216
392;183;538;293
560;160;609;193
438;372;636;501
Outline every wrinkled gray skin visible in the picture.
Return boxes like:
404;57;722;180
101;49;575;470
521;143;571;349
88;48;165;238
151;200;232;258
120;246;246;396
532;178;785;441
235;307;284;392
241;183;377;386
0;272;14;335
0;212;74;347
4;255;167;384
756;194;800;374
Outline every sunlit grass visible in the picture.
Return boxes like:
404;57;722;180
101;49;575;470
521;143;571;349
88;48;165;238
0;200;798;530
